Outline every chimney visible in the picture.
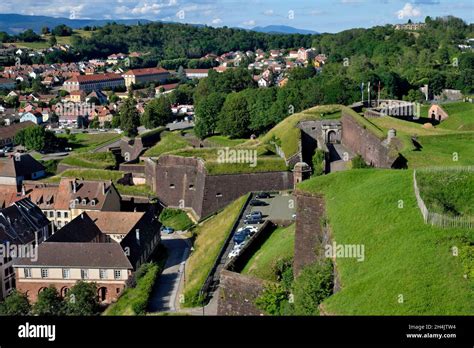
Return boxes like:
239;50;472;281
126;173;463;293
102;182;106;195
81;213;84;219
21;184;25;196
72;180;77;193
135;229;140;244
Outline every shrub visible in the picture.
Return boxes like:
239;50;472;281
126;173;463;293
292;259;334;315
311;149;325;176
255;283;289;316
352;155;370;169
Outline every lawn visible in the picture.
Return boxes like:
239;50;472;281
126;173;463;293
402;133;474;168
258;105;342;159
159;208;194;231
59;152;116;170
241;224;295;281
439;102;474;131
58;133;121;153
205;135;247;147
169;147;288;175
298;169;474;315
416;170;474;216
143;131;190;157
183;194;249;306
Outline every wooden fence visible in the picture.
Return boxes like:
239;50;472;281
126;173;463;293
413;168;474;229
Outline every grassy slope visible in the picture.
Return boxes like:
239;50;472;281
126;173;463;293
241;224;295;281
183;194;248;305
298;169;473;315
439;102;474;131
159;208;194;231
205;135;247;147
60;152;116;169
58;133;121;153
143;131;190;157
259;105;342;158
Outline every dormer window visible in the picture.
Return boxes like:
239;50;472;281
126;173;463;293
82;198;87;205
74;199;79;206
91;199;96;207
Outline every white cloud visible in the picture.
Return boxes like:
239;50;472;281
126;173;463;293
396;3;422;19
242;19;256;26
263;9;274;16
211;18;222;24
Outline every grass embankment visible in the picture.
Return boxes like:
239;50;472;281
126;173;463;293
58;133;121;153
183;194;249;306
7;29;94;49
205;135;247;147
104;263;160;316
298;169;473;315
60;152;116;170
241;224;295;281
439;102;474;131
259;105;342;158
143;131;190;157
159;208;194;231
169;147;287;175
417;170;474;216
138;127;166;139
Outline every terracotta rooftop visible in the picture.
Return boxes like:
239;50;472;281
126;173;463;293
123;67;169;76
65;73;124;84
0;154;45;178
87;211;145;235
0;121;35;141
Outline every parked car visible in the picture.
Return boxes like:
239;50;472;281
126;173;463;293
249;199;268;207
245;226;258;234
160;226;175;234
255;192;271;199
234;231;249;244
245;211;263;219
244;216;263;224
228;249;240;259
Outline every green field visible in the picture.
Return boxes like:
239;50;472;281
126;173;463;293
59;133;121;153
170;147;287;175
205;135;247;147
6;30;94;49
298;169;473;315
439;102;474;131
143;131;190;157
159;208;194;231
417;170;474;216
60;152;116;170
183;194;249;306
241;224;295;281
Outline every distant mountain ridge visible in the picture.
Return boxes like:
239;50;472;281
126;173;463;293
251;25;318;35
0;13;152;34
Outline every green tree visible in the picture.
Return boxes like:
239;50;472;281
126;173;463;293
255;283;288;316
52;24;73;36
16;126;53;151
194;92;225;139
65;281;100;316
41;26;50;35
141;96;172;129
293;260;333;315
217;92;250;138
0;290;31;316
119;91;140;137
33;286;64;316
48;35;57;47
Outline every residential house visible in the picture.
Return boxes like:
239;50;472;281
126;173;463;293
67;90;86;103
63;73;125;93
155;83;179;97
122;67;170;88
0;154;46;186
184;69;209;79
20;111;43;125
0;78;16;90
0;121;35;148
106;53;127;65
14;210;160;303
0;198;50;300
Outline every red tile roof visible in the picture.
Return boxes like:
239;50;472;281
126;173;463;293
123;67;169;76
65;73;124;84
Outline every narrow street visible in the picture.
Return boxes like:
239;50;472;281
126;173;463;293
147;235;190;312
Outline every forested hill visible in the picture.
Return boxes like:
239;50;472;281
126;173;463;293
70;22;314;60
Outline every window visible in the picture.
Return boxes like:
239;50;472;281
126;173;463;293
81;269;88;279
114;270;121;280
24;268;32;278
64;212;68;218
189;184;194;190
56;211;61;218
82;199;87;205
49;211;54;218
99;269;107;279
91;200;96;207
41;268;48;278
62;268;70;279
216;193;223;197
169;184;175;189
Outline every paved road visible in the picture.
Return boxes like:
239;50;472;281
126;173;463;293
147;234;190;312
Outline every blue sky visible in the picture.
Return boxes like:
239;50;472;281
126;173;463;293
0;0;473;33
